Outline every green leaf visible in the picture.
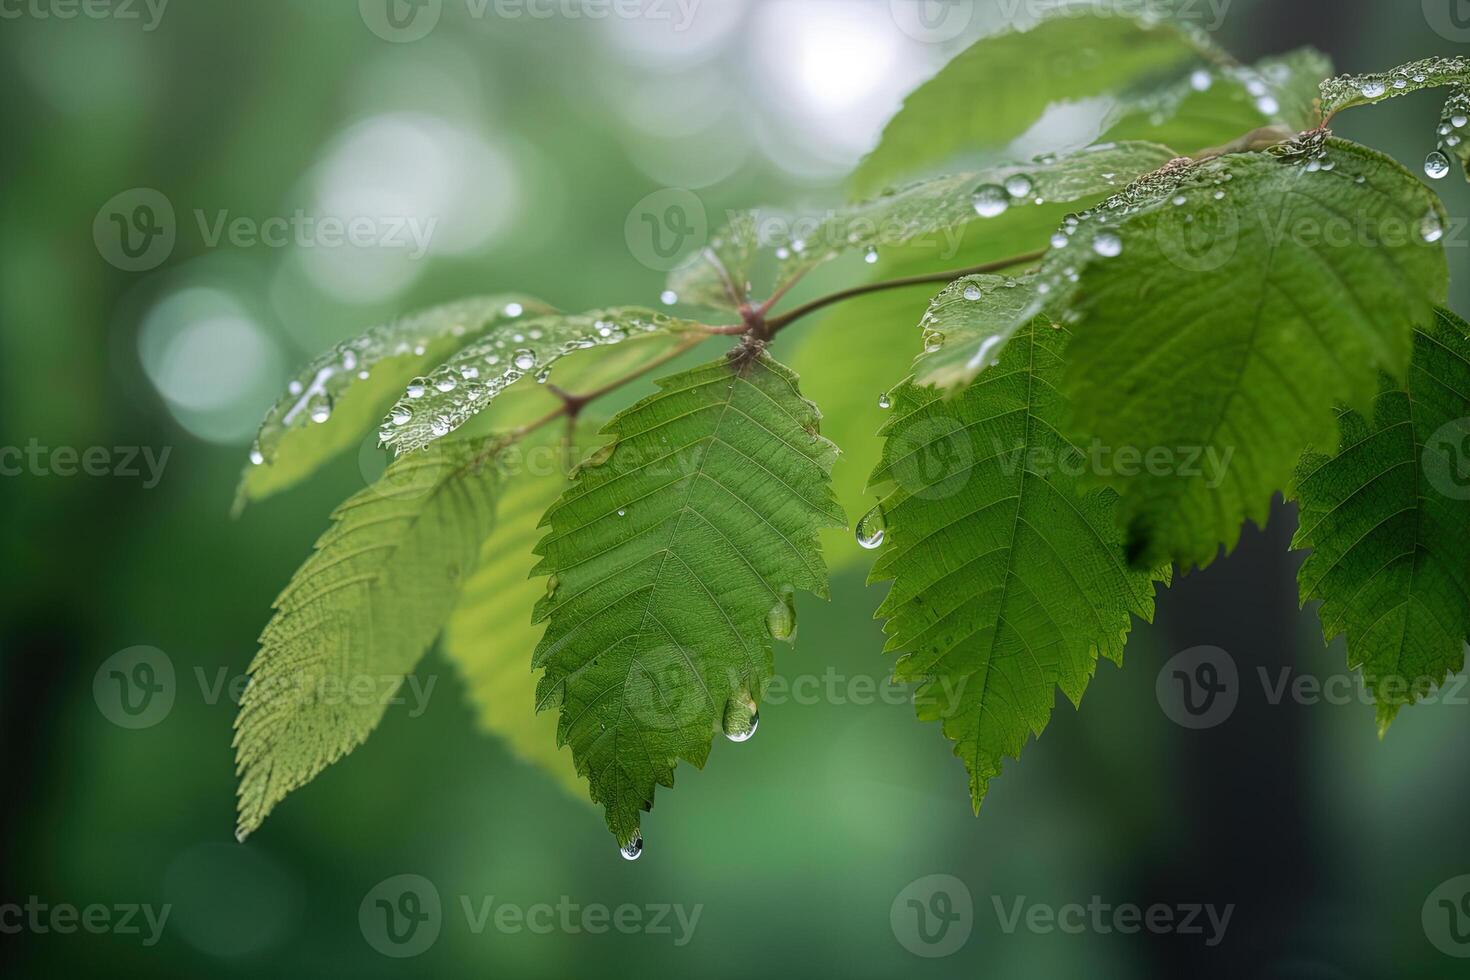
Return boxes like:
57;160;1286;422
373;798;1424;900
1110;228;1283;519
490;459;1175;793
779;141;1180;284
1289;309;1470;734
1318;56;1469;116
666;210;760;312
1104;49;1333;146
442;429;597;802
379;308;707;456
869;319;1165;810
852;8;1218;196
912;274;1042;390
1057;136;1448;568
531;352;844;845
234;437;506;839
235;295;552;512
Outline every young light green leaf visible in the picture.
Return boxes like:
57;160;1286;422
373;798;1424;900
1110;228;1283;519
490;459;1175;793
531;352;844;846
853;7;1220;196
666;210;760;312
234;437;506;839
236;295;551;511
869;320;1165;811
911;274;1042;389
778;141;1180;284
378;308;707;456
1104;48;1333;145
1319;56;1469;116
442;428;598;802
1290;309;1470;735
1057;136;1448;569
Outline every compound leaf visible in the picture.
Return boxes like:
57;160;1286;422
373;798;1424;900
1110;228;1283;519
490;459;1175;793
869;318;1165;810
1290;309;1470;734
531;352;844;845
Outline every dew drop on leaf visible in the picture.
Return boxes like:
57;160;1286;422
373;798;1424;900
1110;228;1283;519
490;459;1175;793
765;590;796;641
1421;209;1445;244
878;393;891;410
1189;69;1212;92
620;834;643;861
725;709;759;743
660;290;678;306
963;284;982;301
249;447;265;466
1092;232;1123;258
1425;151;1451;180
504;302;524;318
513;349;538;371
863;246;879;264
307;396;332;424
856;504;886;550
1004;174;1033;198
1360;79;1386;98
971;184;1009;218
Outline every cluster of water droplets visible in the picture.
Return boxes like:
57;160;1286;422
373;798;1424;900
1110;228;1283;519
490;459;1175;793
248;298;539;468
1319;57;1469;115
379;309;679;454
1427;88;1470;183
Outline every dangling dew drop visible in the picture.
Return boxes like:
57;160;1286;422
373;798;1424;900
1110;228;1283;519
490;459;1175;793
765;591;796;641
620;834;643;861
725;709;759;743
1189;68;1212;92
971;184;1009;218
856;504;886;550
1425;150;1452;180
877;393;891;410
249;447;265;466
308;396;332;424
863;246;879;264
659;290;678;306
1049;230;1069;249
1421;209;1446;244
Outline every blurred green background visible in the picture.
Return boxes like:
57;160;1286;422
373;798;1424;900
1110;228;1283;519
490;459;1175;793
3;1;1470;977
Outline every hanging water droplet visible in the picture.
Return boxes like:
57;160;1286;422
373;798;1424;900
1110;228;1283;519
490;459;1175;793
504;302;524;318
1361;79;1386;98
535;368;551;384
863;245;879;264
659;290;678;306
1004;173;1033;198
1092;232;1123;258
878;393;892;410
765;591;796;641
513;349;538;371
249;447;265;466
341;350;359;372
1189;68;1212;92
971;184;1009;218
963;283;982;301
1425;151;1451;180
725;709;759;743
1049;230;1068;249
1421;209;1445;244
856;504;886;550
620;834;643;861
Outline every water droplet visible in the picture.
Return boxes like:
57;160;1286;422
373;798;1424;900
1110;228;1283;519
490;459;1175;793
963;284;982;301
1454;114;1469;129
878;393;891;410
725;708;759;743
1004;174;1033;198
1425;151;1451;180
308;396;332;424
1255;95;1279;115
1392;74;1408;89
341;350;359;372
390;406;412;426
922;330;945;353
1213;189;1226;200
430;415;451;437
248;447;265;466
1092;232;1123;258
434;375;457;393
535;368;551;384
856;504;886;550
1049;230;1069;249
406;381;426;399
1189;68;1212;92
1360;79;1386;98
620;834;643;861
545;573;560;600
513;349;538;371
616;508;627;517
504;302;524;318
971;184;1009;218
287;380;304;396
863;246;879;264
765;590;796;641
660;290;678;306
1422;209;1445;244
